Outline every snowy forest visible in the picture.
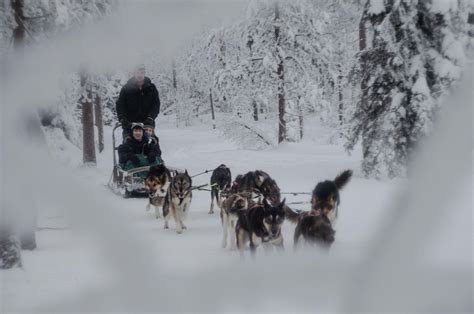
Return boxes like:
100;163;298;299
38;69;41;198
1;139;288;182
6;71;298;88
1;0;473;312
1;0;471;177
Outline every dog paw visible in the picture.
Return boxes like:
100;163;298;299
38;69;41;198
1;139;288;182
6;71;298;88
176;229;183;234
208;210;214;214
164;223;169;229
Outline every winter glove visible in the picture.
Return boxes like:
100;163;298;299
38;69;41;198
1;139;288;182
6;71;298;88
144;117;155;127
147;155;157;164
143;143;152;154
130;155;140;166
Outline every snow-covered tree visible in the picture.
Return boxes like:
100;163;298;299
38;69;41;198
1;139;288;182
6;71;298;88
173;0;359;145
347;0;470;178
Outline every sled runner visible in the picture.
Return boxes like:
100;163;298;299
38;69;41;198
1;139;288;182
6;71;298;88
108;124;180;198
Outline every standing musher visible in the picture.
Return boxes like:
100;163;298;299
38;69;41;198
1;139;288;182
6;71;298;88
116;64;160;141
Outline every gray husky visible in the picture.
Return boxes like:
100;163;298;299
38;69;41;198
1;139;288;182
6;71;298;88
163;170;192;234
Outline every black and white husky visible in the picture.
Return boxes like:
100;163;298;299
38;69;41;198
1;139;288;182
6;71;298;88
144;165;171;219
209;164;232;214
293;210;335;249
285;169;352;225
163;170;192;234
236;199;286;257
231;170;281;206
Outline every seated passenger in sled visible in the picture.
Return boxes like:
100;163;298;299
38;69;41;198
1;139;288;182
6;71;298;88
118;122;162;171
143;123;160;145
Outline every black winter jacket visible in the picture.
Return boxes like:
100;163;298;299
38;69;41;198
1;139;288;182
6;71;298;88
116;77;160;127
117;137;162;165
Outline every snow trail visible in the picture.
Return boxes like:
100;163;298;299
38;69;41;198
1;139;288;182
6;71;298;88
3;118;395;312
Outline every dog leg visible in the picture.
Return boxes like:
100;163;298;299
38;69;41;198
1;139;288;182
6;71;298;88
274;235;284;253
221;213;228;248
181;204;189;230
293;224;302;251
163;198;170;229
262;242;273;255
146;203;151;212
237;229;248;259
229;218;237;250
154;205;161;219
249;242;257;259
209;188;215;214
163;213;170;229
172;207;182;234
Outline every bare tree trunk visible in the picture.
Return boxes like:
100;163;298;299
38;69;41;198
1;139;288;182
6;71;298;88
11;0;25;51
359;10;369;159
10;0;36;252
94;92;104;153
209;88;216;129
172;59;177;90
252;101;259;121
337;63;344;128
275;2;286;143
247;35;259;122
297;96;303;140
81;73;96;165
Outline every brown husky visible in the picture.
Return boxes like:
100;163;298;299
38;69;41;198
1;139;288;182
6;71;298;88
144;165;171;219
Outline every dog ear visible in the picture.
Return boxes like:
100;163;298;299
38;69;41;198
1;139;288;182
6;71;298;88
262;198;270;209
255;171;265;186
280;198;286;207
184;169;189;176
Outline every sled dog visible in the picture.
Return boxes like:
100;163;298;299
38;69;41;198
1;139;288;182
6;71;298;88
209;164;232;214
220;192;253;249
285;170;352;225
236;198;286;257
293;210;335;249
163;170;192;234
231;170;281;206
144;165;172;219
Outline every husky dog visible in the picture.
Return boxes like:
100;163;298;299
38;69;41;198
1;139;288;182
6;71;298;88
285;170;352;225
209;164;232;214
236;199;286;257
294;210;335;249
311;169;352;224
144;165;171;219
220;192;254;249
163;170;192;234
231;170;281;206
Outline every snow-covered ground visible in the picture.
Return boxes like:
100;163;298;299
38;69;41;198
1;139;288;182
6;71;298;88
1;117;470;312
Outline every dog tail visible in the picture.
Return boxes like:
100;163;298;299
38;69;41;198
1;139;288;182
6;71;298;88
334;169;353;190
283;205;303;224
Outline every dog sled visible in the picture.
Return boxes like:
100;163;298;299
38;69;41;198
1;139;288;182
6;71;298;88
107;124;180;198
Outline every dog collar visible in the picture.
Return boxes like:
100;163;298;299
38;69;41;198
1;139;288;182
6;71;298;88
302;210;321;219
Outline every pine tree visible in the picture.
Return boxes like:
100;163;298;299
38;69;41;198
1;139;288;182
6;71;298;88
347;0;468;178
